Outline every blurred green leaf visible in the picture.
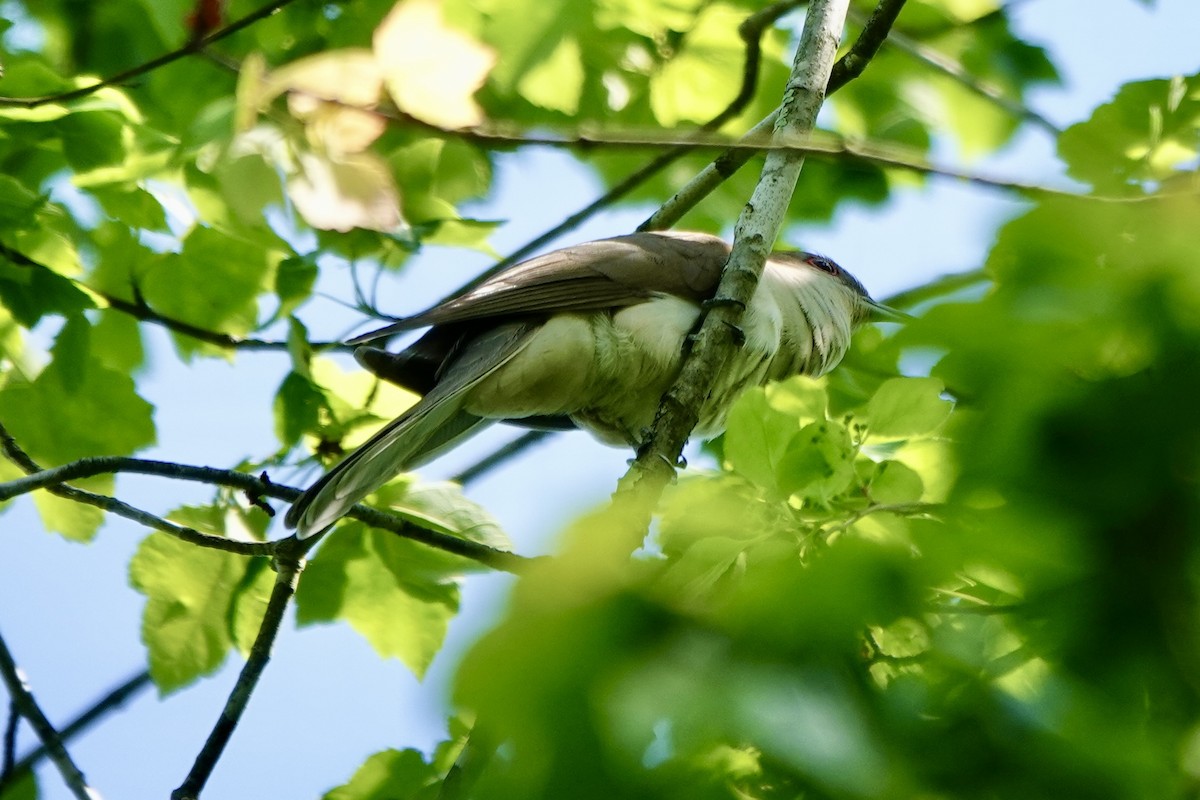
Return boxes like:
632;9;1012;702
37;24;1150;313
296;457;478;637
0;255;93;328
141;225;277;336
723;386;800;493
1059;72;1200;192
274;371;327;449
777;420;857;501
324;749;440;800
866;377;953;439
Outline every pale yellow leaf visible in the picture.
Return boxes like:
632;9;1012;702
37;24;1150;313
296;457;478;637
373;0;496;129
288;151;405;233
267;49;383;110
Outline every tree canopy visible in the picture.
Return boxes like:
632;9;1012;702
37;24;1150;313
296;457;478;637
2;1;1200;799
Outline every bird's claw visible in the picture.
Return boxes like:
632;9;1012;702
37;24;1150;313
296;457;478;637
702;296;746;312
725;322;746;347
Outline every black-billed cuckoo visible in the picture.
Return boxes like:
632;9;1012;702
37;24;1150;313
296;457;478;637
286;231;892;536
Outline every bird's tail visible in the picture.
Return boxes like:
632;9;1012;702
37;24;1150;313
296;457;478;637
285;323;535;537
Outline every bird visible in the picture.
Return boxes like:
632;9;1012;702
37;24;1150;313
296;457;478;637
285;230;895;537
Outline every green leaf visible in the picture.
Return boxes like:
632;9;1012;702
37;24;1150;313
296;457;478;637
777;420;857;501
866;377;953;440
382;481;512;562
55;110;128;171
295;522;459;677
324;749;439;800
0;316;155;464
91;310;145;373
33;486;108;542
650;4;768;126
723;387;801;493
86;185;168;230
516;36;584;114
0;175;44;226
0;256;93;328
1059;73;1200;192
274;371;327;448
868;459;925;504
274;256;319;319
230;558;276;657
129;532;258;694
0;768;38;800
141;225;276;336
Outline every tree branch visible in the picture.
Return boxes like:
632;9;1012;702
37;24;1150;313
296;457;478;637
4;670;152;788
612;0;852;544
450;431;552;487
444;0;913;499
171;546;304;800
0;629;95;800
1;700;16;781
870;12;1061;135
642;0;908;231
437;0;804;301
0;0;303;108
0;429;532;573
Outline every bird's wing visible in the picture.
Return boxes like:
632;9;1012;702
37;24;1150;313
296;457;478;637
349;231;731;344
286;323;537;536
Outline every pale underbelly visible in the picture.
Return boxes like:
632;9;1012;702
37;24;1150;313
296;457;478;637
463;296;780;446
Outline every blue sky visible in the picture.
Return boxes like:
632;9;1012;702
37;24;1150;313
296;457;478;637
3;1;1200;797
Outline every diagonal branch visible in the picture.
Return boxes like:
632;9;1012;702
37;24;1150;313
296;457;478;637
643;0;908;231
434;0;804;302
613;0;852;543
873;13;1061;135
170;546;303;800
0;426;532;573
432;0;910;482
5;670;152;787
1;700;16;781
0;0;303;108
0;629;95;800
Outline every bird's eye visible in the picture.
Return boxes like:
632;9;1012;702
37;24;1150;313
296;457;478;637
805;255;839;275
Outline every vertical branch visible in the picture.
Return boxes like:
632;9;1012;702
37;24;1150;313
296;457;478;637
171;549;305;800
0;629;96;800
613;0;852;536
642;0;908;232
2;700;17;779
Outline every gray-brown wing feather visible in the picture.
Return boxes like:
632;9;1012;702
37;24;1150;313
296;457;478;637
286;323;537;536
349;231;730;344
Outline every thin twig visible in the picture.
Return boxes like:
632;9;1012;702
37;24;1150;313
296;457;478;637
614;0;853;544
1;700;16;780
0;629;95;800
444;0;914;490
0;0;303;108
642;0;909;230
872;13;1061;135
171;547;304;800
882;268;988;309
0;423;275;556
450;431;551;487
0;431;532;572
820;501;939;538
6;671;152;785
437;0;804;301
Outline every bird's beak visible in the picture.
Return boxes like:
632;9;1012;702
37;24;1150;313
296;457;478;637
865;298;912;322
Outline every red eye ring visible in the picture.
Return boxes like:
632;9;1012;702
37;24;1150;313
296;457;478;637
805;255;839;275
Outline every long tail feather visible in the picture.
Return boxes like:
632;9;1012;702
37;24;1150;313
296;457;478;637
285;323;534;537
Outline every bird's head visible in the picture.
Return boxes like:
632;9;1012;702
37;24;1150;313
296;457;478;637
773;250;907;324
